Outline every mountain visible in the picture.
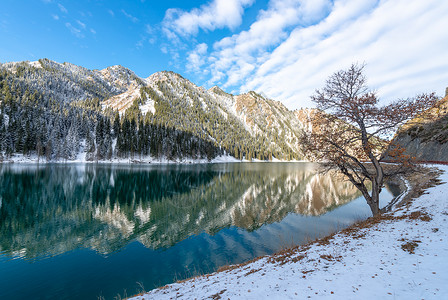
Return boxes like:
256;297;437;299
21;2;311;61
0;59;309;162
104;70;306;160
386;95;448;162
0;58;142;102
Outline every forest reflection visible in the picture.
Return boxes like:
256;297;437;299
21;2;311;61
0;163;375;259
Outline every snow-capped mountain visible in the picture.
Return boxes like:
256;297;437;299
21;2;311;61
0;59;313;161
103;69;308;160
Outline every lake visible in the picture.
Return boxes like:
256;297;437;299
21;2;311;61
0;162;399;299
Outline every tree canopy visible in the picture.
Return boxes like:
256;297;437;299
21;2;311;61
300;63;438;216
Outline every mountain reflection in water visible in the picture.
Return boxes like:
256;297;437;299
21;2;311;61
0;163;401;300
0;163;376;260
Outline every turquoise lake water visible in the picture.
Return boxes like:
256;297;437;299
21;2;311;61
0;162;398;299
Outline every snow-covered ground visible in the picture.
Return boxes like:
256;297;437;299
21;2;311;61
130;165;448;300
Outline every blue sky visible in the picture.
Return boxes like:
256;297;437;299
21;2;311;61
1;0;447;109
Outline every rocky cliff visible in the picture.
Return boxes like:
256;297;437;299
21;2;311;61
387;95;448;161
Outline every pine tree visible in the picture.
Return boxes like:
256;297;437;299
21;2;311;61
112;110;120;138
85;130;96;161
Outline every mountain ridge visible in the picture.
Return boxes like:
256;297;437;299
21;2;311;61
0;58;315;161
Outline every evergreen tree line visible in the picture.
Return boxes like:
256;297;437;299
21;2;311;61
143;82;294;161
0;70;222;162
0;63;301;162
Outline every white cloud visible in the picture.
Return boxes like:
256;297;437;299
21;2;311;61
204;0;332;87
64;19;93;39
52;14;59;20
185;0;448;109
145;24;153;35
187;43;209;72
76;20;86;29
108;9;115;17
163;0;254;38
135;25;157;49
245;0;448;108
58;3;68;14
65;22;84;38
122;9;139;23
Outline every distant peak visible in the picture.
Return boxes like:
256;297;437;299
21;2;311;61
147;71;172;82
146;71;190;84
38;58;55;64
100;65;141;85
106;64;125;70
239;91;264;99
151;70;184;77
102;64;134;74
209;86;232;96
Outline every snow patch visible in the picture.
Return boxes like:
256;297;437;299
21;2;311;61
28;61;42;69
140;99;155;115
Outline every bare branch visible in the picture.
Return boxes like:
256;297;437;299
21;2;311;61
300;63;438;216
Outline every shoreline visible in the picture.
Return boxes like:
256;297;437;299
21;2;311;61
129;164;446;299
0;154;306;165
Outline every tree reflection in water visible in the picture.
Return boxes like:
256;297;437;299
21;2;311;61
0;163;390;260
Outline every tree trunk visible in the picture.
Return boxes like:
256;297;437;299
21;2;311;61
369;179;381;216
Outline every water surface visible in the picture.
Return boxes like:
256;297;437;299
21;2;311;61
0;163;398;299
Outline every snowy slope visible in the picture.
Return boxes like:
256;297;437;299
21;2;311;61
102;70;308;160
0;59;142;103
0;59;326;160
130;165;448;300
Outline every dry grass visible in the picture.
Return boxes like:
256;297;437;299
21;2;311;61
244;268;262;276
266;244;310;265
400;240;421;254
409;211;432;221
319;254;343;262
216;256;263;273
210;289;226;300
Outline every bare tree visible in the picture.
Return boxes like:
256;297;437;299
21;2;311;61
300;63;438;216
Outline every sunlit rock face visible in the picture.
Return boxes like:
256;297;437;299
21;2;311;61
386;96;448;162
0;163;362;259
